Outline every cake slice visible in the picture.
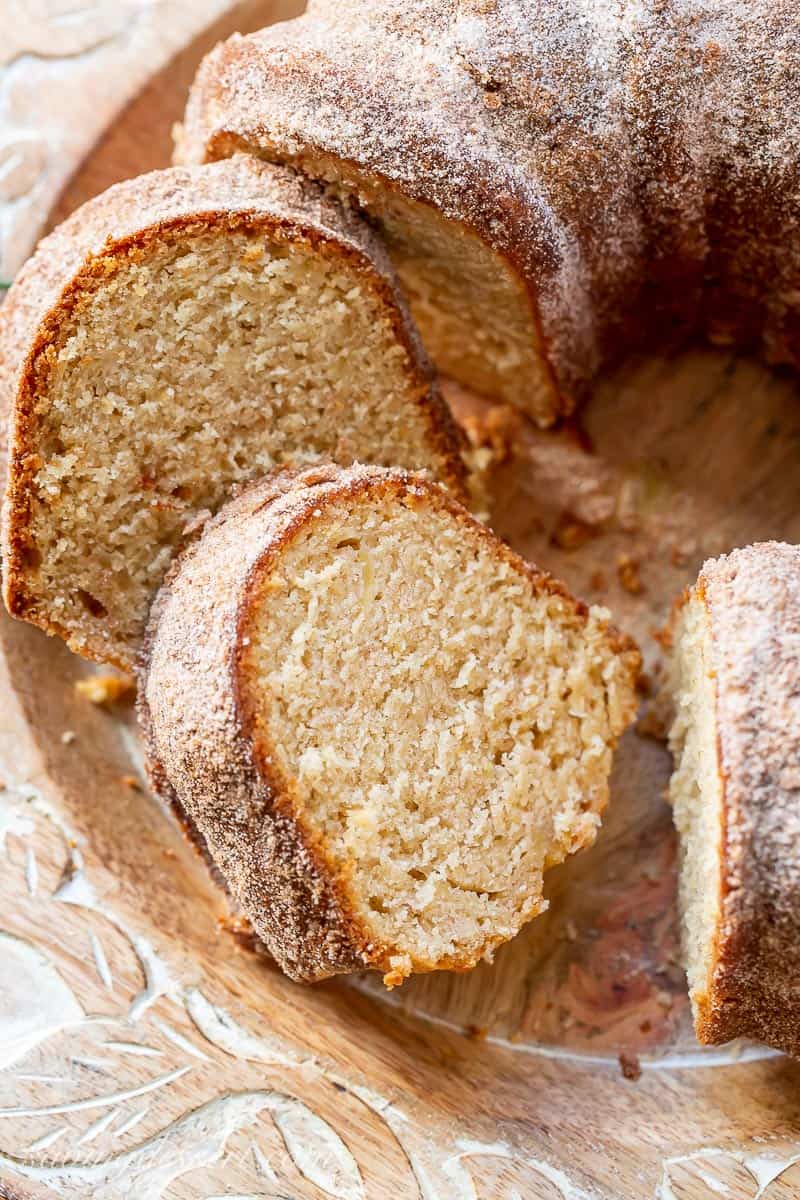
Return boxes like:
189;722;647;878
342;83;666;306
139;463;641;985
668;543;800;1056
1;157;465;671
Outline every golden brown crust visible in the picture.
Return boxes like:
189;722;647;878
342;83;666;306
178;2;800;405
690;543;800;1056
139;465;375;981
139;462;640;984
0;157;467;669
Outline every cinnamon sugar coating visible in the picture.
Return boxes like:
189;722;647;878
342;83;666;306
179;1;800;419
140;464;640;984
0;156;466;669
673;543;800;1056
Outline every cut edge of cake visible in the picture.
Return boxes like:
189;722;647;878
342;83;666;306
140;462;642;986
1;157;467;671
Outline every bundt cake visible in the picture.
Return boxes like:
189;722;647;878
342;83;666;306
668;542;800;1057
139;463;641;985
177;0;800;426
0;156;466;671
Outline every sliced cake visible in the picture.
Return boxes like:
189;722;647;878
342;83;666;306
140;463;641;985
1;157;465;671
668;542;800;1056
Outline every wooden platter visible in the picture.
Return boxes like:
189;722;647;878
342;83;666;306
2;4;800;1197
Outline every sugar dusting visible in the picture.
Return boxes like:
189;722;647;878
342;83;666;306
183;0;800;397
671;543;800;1053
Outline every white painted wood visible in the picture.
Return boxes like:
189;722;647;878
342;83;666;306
0;0;241;280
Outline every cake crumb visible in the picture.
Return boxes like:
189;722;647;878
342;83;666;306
619;1051;642;1081
75;674;135;706
636;707;668;742
383;953;413;989
651;623;673;650
60;730;77;745
460;403;521;464
551;513;598;551
617;554;644;594
121;774;141;791
182;508;212;539
466;1024;489;1040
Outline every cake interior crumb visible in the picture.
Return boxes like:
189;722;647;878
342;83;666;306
23;225;445;666
668;592;724;1017
246;490;637;976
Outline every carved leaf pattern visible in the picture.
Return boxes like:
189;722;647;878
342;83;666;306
0;930;84;1068
0;785;608;1199
0;1;137;70
8;7;781;1198
267;1094;366;1200
453;1152;567;1200
0;0;239;280
0;1092;277;1199
0;136;47;203
0;1;140;283
762;1161;800;1198
0;734;798;1199
659;1149;800;1200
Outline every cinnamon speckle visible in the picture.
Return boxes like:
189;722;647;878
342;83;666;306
75;674;135;706
619;1051;642;1081
551;514;598;551
617;554;644;595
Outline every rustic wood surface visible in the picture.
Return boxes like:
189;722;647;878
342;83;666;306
2;3;800;1197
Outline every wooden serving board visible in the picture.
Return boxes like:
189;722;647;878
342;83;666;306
2;5;800;1197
